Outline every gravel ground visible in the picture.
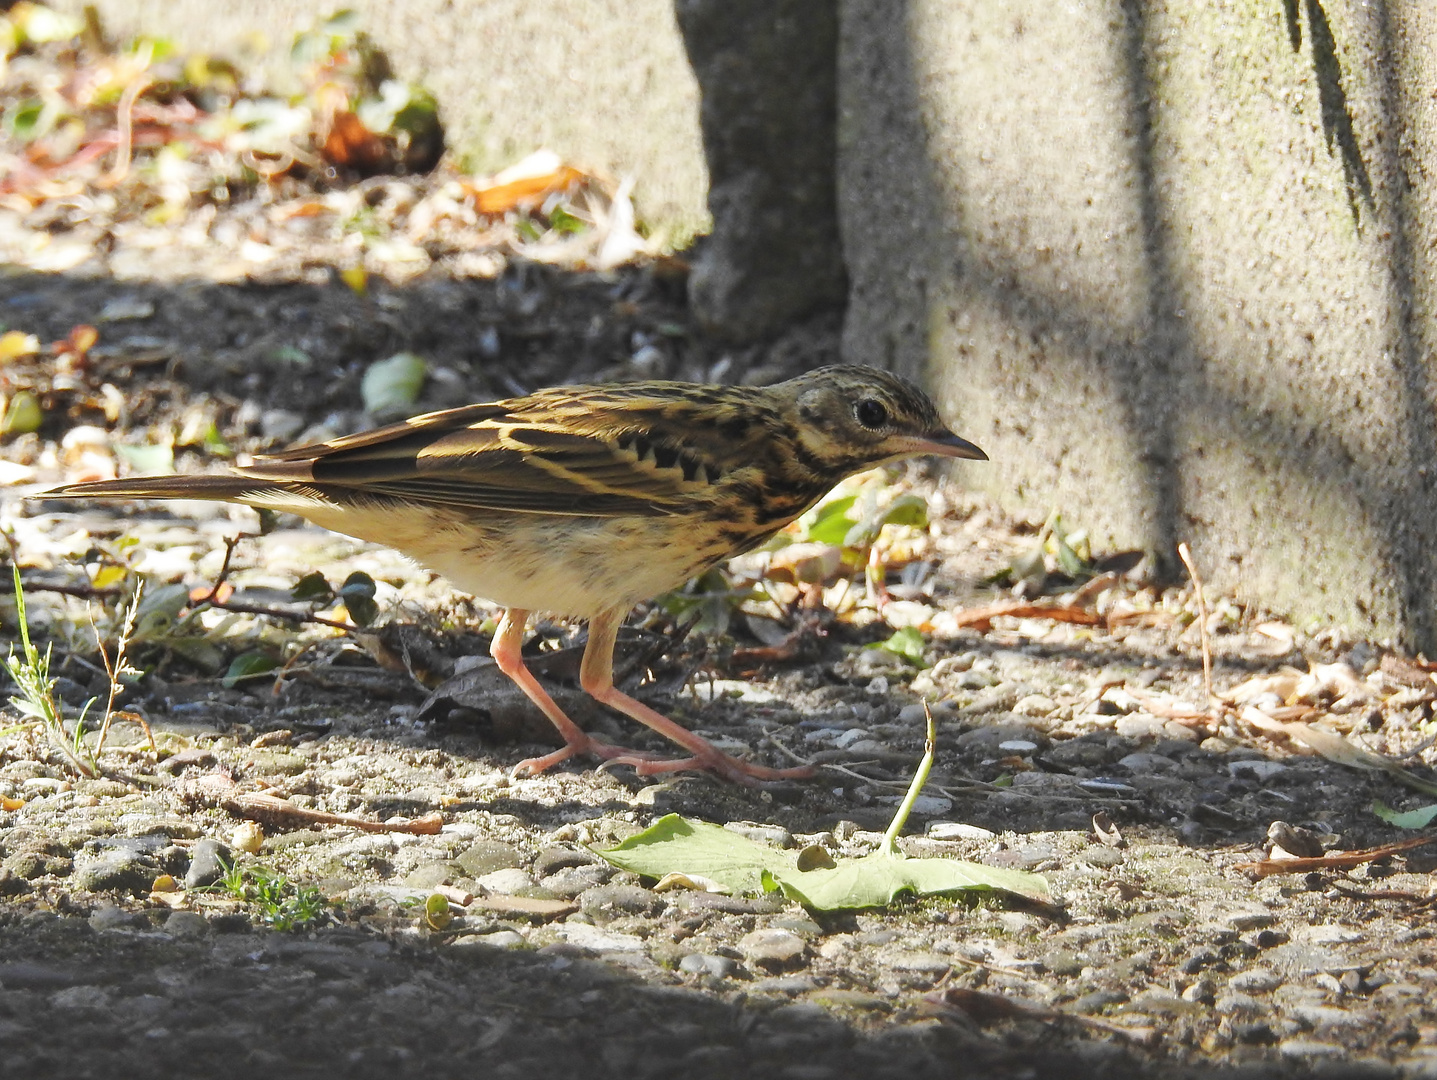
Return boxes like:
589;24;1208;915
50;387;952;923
4;250;1437;1080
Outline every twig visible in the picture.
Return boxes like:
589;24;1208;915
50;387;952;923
191;535;243;606
0;579;123;601
204;598;354;631
1176;542;1216;705
1234;834;1437;877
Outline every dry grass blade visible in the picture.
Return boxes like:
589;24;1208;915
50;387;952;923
1177;541;1216;705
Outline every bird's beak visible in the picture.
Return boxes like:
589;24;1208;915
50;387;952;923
904;429;988;461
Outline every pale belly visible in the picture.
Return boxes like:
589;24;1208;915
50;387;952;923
285;500;726;618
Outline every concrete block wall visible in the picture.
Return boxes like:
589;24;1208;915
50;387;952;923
840;0;1437;649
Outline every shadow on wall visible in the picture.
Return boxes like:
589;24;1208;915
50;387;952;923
881;0;1437;648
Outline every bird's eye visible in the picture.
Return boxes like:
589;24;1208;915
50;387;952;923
854;398;889;429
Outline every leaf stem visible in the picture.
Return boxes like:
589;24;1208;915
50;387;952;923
883;701;936;854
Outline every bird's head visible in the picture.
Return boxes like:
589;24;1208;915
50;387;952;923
776;365;987;474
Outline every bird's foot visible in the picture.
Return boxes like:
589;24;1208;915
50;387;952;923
616;749;815;787
511;733;670;778
513;737;814;787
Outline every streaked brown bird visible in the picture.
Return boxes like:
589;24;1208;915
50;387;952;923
43;365;986;784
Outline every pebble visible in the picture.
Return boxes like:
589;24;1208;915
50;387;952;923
556;923;645;954
456;841;524;877
739;928;807;970
532;845;600;877
473;868;536;894
164;911;210;939
539;865;612;899
183;839;233;890
679;953;738;978
1278;1039;1345;1059
89;905;139;932
72;849;157;893
1229;760;1288;782
927;822;995;840
402;862;453;890
1215;992;1265;1017
579;883;662;920
886;951;950;974
1229;967;1281;993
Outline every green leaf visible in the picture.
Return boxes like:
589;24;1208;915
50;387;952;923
592;814;1048;912
223;651;278;688
870;626;927;666
1051;530;1089;577
130;583;193;640
290;571;333;603
878;494;930;530
804;495;859;545
339;571;378;626
361;352;427;417
765;847;1048;910
593;815;795;897
2;390;42;435
547;205;586;235
1372;800;1437;829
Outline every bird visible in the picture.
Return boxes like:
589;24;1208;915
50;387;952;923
41;365;986;785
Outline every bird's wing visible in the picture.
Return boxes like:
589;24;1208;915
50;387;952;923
241;400;714;518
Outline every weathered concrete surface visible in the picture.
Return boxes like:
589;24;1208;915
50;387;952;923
840;0;1437;648
58;0;708;235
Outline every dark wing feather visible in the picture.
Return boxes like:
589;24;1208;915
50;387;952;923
238;400;706;518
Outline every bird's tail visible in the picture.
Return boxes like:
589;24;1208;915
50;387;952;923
39;474;280;503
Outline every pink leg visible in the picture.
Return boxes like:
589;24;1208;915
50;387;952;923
579;607;815;786
489;608;661;776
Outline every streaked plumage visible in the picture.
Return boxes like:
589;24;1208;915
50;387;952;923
43;365;986;784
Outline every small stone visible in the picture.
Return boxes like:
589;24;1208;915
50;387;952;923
456;841;525;877
0;867;30;896
72;849;156;894
887;951;951;974
1215;992;1265;1017
557;922;645;954
532;846;600;877
183;839;233;890
454;930;525;950
679;953;739;978
579;883;662;920
1182;979;1215;1004
1229;967;1282;993
3;851;72;880
927;822;995;841
1013;694;1057;716
1229;760;1288;783
402;862;453;890
739;928;808;970
164;911;210;939
540;865;613;899
1114;714;1170;738
1278;1039;1345;1059
89;905;138;932
474;868;536;895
